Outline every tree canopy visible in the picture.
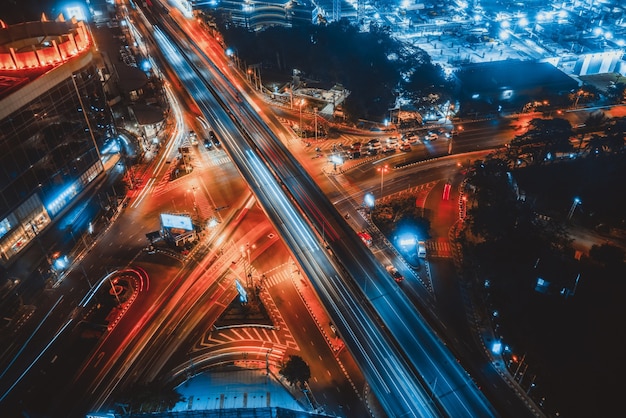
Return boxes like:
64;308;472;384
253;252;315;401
508;117;574;163
207;14;452;122
280;355;311;387
372;194;430;239
116;382;184;413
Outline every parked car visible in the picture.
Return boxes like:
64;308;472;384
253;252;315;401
418;241;427;258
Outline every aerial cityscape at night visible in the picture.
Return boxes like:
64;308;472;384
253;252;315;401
0;0;624;417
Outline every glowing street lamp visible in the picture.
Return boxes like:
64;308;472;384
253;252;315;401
567;197;581;220
363;192;375;216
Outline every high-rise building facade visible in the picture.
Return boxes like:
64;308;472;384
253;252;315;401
0;17;112;265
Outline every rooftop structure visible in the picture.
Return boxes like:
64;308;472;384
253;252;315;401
455;59;579;114
191;0;317;29
0;15;113;265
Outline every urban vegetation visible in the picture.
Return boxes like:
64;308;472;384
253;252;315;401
460;119;625;416
116;381;184;414
203;12;452;123
370;193;431;253
279;355;311;388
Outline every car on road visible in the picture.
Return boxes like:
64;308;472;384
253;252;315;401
358;231;372;247
386;265;404;283
203;137;213;149
386;137;399;148
367;139;382;150
400;143;411;152
189;130;198;146
424;132;438;141
418;241;427;258
210;130;221;147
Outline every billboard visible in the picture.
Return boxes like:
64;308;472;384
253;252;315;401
160;213;193;231
235;279;248;303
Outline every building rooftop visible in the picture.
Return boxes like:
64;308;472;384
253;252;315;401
172;368;307;412
0;17;91;99
457;59;578;93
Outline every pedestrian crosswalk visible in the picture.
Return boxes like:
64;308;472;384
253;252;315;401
196;269;299;352
193;189;215;220
426;239;453;258
203;326;295;348
201;154;231;168
377;181;437;204
259;270;290;288
149;152;231;197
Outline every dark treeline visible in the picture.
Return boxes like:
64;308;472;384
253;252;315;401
207;13;452;122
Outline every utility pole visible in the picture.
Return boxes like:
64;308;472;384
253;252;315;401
568;197;581;220
314;107;318;142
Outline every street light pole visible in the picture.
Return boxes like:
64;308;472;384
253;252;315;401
191;186;198;220
299;99;305;138
81;264;93;289
314;107;318;142
567;197;581;220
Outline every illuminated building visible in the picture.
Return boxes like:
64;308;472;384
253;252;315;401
187;0;316;29
0;15;112;264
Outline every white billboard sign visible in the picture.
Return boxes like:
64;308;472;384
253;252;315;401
160;213;193;231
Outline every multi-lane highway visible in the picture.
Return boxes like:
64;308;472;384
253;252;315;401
146;4;499;416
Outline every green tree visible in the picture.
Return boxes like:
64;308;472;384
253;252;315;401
466;158;519;241
589;243;625;270
604;117;626;154
280;355;311;387
371;195;430;238
404;61;454;111
118;382;184;413
510;118;573;162
569;84;599;107
605;81;626;104
585;133;609;157
206;15;449;122
582;111;610;132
